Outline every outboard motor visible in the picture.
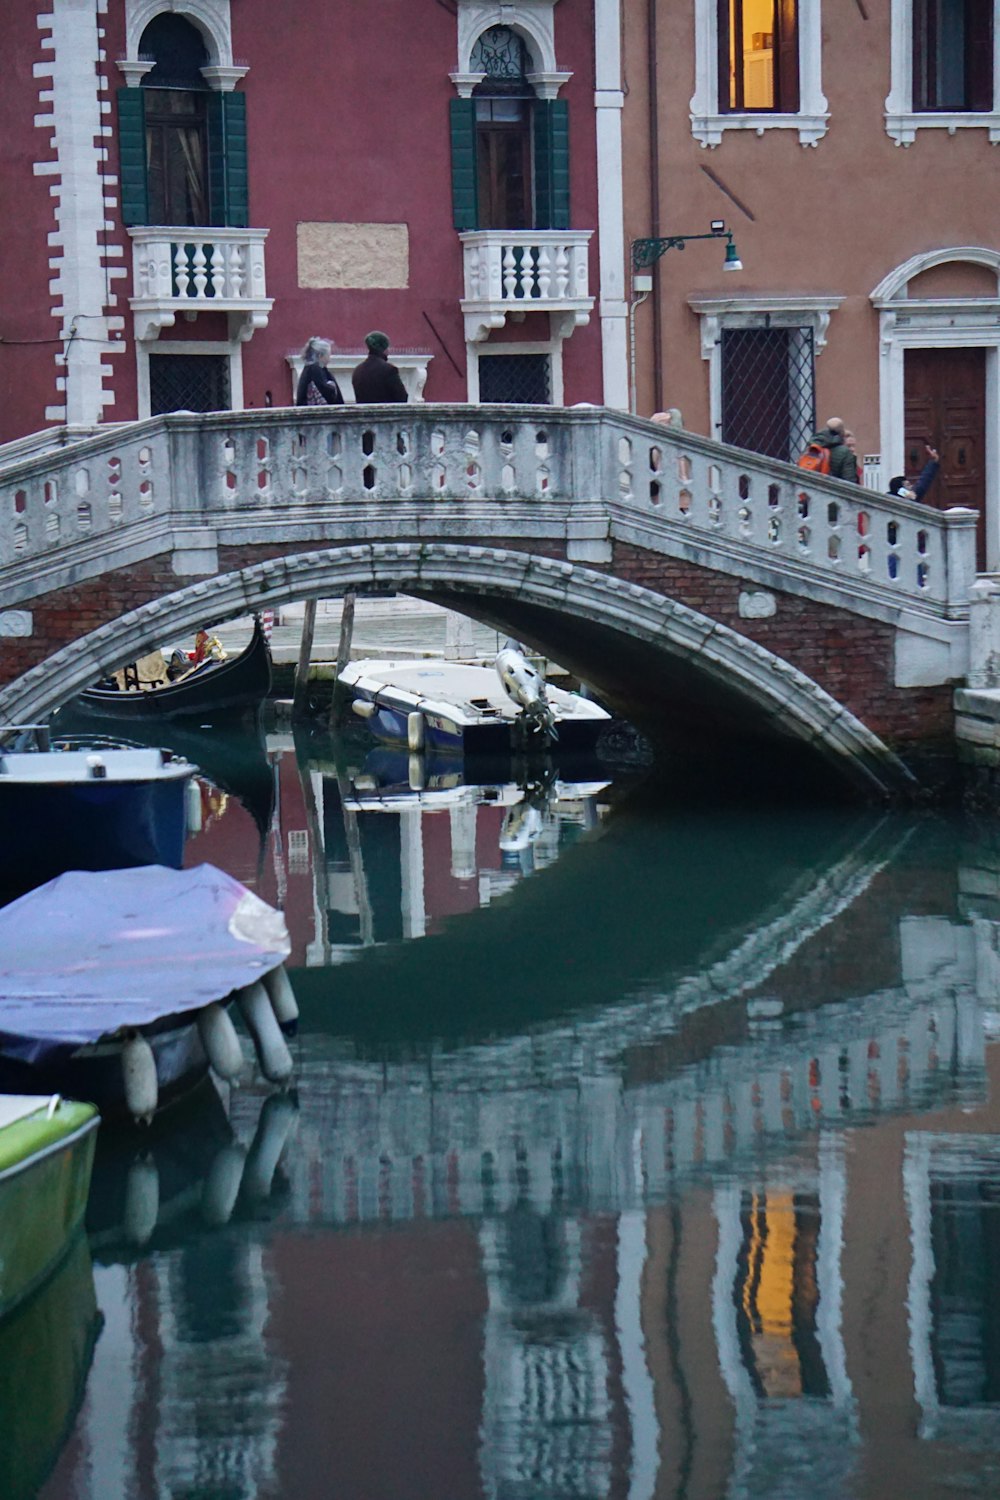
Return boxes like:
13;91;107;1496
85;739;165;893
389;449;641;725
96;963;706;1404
495;642;557;741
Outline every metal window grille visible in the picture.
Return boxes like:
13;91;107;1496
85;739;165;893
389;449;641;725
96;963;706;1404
149;353;230;415
720;325;815;464
478;353;551;405
471;26;530;80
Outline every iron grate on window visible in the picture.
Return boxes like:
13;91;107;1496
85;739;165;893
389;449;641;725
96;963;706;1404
720;325;815;464
149;353;230;415
478;353;551;405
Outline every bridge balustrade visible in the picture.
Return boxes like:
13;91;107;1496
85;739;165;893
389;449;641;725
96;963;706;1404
0;406;977;623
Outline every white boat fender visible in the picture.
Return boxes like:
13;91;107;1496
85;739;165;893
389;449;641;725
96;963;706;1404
124;1155;160;1246
201;1142;247;1227
185;778;203;834
242;1092;299;1203
237;980;294;1084
408;753;426;792
198;1002;245;1082
351;698;377;720
407;710;425;753
122;1031;159;1123
264;964;300;1036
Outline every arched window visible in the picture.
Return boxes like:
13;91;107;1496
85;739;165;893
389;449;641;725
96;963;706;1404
450;25;570;233
140;15;209;224
472;28;533;229
117;10;248;228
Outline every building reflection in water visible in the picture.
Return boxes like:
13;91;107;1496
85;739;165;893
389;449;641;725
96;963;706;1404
28;741;1000;1498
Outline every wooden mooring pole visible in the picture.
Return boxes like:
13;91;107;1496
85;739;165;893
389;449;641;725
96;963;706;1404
329;591;356;729
291;599;317;721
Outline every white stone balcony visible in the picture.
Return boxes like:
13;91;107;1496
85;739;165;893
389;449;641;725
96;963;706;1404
459;229;593;343
128;226;273;344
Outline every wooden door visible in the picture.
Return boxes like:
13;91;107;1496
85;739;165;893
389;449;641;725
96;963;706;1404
904;346;986;566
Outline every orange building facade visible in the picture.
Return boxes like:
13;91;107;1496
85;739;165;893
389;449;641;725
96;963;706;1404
617;0;1000;565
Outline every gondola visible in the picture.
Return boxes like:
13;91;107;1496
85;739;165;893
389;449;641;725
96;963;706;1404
68;615;271;723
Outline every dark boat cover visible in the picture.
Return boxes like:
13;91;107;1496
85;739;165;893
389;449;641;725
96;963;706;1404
0;864;290;1060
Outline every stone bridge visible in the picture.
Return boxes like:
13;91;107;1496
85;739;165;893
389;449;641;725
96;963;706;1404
0;405;987;796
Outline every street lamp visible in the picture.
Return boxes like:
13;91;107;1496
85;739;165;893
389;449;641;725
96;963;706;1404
628;222;744;411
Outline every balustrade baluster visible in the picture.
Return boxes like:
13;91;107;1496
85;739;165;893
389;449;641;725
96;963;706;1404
228;243;244;299
535;245;550;300
173;242;190;298
502;244;517;300
207;243;223;299
554;244;569;299
192;244;208;299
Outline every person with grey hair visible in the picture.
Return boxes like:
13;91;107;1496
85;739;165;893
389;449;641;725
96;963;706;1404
352;331;408;403
295;336;344;406
801;415;858;482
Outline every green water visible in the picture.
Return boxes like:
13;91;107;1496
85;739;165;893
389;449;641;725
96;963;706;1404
18;727;1000;1499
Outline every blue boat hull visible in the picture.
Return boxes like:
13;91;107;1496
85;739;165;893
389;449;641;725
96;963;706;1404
364;699;605;755
0;776;189;887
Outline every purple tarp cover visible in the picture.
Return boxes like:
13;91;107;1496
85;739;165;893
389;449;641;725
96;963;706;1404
0;864;290;1053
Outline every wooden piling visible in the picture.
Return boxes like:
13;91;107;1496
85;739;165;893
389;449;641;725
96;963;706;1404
291;599;316;721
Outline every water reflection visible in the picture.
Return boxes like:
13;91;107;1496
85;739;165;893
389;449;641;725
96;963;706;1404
26;726;1000;1497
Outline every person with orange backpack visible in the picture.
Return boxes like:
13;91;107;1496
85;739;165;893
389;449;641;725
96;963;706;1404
798;416;859;483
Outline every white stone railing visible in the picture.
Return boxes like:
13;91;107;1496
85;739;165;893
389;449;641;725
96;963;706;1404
460;230;593;341
606;420;978;622
0;407;978;627
128;226;272;342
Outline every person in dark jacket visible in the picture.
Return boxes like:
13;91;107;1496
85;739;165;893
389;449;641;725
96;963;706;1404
295;337;344;406
352;331;409;403
805;416;859;482
888;445;940;501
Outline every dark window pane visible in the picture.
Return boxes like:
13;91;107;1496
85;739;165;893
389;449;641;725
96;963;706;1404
913;0;994;111
149;353;229;414
137;14;208;89
721;326;815;462
479;354;551;404
144;89;208;224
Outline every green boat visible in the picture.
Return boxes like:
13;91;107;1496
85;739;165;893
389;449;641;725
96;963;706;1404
0;1094;99;1319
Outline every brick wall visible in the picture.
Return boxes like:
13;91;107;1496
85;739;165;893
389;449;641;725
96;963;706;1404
1;534;954;758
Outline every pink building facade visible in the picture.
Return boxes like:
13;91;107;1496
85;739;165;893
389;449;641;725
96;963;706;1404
0;0;630;442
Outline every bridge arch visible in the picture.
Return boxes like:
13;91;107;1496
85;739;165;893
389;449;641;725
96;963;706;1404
4;543;912;796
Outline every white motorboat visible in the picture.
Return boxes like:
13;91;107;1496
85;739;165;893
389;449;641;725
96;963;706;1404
340;647;611;754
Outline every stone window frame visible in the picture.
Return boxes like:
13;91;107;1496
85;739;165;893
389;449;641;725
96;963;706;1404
451;1;571;101
468;341;560;404
118;0;247;91
885;0;1000;145
690;0;828;148
137;338;243;419
687;294;844;443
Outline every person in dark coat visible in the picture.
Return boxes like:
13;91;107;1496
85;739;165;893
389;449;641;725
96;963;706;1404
295;337;344;406
352;331;409;403
804;416;859;482
888;444;940;501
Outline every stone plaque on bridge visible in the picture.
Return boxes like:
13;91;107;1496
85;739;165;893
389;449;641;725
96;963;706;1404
0;611;32;637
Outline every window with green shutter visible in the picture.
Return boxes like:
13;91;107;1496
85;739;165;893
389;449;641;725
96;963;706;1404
450;27;571;233
206;91;248;228
533;98;570;231
449;98;479;231
117;88;149;228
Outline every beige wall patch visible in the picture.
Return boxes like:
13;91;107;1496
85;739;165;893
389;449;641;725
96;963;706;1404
297;223;410;290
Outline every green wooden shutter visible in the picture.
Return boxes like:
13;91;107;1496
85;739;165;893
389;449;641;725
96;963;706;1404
534;99;570;231
449;98;479;232
116;87;148;227
207;91;249;228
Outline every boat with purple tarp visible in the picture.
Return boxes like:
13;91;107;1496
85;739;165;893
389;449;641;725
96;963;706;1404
0;864;300;1121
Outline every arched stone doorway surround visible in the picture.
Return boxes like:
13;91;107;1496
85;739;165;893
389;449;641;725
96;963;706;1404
872;248;1000;566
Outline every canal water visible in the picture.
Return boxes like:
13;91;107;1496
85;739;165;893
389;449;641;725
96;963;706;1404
13;721;1000;1500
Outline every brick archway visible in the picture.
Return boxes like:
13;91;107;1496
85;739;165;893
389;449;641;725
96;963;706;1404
0;542;913;796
